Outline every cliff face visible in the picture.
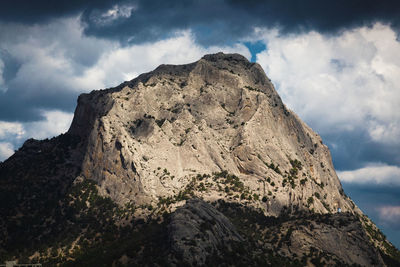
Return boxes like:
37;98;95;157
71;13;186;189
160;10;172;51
0;53;399;266
69;53;350;215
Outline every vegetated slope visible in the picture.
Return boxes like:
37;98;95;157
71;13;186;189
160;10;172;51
0;53;399;266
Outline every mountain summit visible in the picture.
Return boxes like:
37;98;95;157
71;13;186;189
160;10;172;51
1;52;399;266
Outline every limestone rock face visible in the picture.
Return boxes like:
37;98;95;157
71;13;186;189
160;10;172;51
69;52;352;216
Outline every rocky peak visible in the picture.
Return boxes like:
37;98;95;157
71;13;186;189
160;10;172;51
65;52;351;218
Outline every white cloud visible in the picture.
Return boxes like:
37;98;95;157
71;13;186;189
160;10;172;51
0;121;24;139
0;16;115;97
1;16;250;97
0;110;73;161
338;163;400;185
256;23;400;145
377;206;400;229
0;111;72;143
24;110;73;140
96;4;137;25
78;30;251;89
0;142;14;161
378;206;400;219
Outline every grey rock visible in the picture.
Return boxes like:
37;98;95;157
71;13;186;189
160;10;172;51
284;213;385;266
67;52;353;218
168;199;243;265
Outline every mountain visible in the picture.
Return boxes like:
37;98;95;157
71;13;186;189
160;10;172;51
0;52;399;266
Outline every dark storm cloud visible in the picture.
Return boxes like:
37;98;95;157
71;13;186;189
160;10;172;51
229;0;400;32
81;0;400;45
324;131;400;171
1;0;400;45
0;15;118;122
0;50;21;85
0;0;116;23
0;80;79;122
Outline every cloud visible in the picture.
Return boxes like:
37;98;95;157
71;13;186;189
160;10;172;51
0;110;73;161
325;131;400;170
0;0;113;23
377;206;400;229
1;1;400;46
80;0;400;45
0;142;14;161
257;23;400;138
0;121;25;139
24;110;74;140
90;4;137;26
256;23;400;169
338;164;400;185
0;15;251;123
79;30;251;88
0;16;115;121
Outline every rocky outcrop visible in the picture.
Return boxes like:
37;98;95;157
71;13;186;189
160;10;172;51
283;213;384;266
67;52;354;217
168;199;243;265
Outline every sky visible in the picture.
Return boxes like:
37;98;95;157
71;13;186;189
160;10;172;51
0;0;399;247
